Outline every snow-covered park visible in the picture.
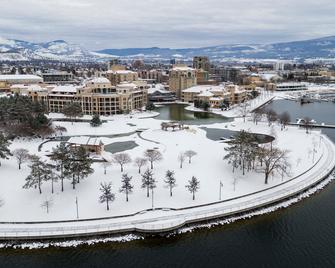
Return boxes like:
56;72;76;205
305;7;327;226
0;106;327;223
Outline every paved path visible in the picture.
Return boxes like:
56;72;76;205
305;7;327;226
0;135;334;240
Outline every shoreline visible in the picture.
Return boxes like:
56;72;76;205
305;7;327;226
0;134;333;240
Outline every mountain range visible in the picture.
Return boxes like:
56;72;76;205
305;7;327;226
2;36;335;62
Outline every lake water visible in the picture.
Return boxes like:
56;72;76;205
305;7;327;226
2;100;335;268
154;103;231;125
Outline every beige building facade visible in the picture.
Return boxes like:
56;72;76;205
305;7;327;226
169;65;197;99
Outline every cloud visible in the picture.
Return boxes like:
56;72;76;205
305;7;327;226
1;0;335;49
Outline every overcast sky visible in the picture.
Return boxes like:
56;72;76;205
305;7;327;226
1;0;335;50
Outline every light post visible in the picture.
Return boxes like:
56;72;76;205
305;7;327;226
219;181;223;200
76;196;79;219
151;187;154;210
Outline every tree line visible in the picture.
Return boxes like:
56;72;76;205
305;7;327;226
0;95;54;137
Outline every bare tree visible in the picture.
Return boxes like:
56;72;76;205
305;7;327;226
41;197;53;214
119;174;133;202
184;150;197;164
134;157;148;174
266;109;277;126
13;148;30;170
238;101;250;123
99;182;115;211
185;176;200;200
278;112;291;130
178;152;186;168
144;149;163;169
303;117;312;134
258;146;290;184
252;109;263;125
113;153;131;172
164;170;176;197
101;161;112;175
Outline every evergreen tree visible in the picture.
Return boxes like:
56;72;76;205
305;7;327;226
50;143;71;192
186;176;200;200
90;114;103;127
43;164;59;194
119;174;134;202
99;182;115;211
66;146;94;189
23;156;45;194
62;102;83;124
146;102;156;111
0;133;12;166
164;170;176;197
141;168;156;197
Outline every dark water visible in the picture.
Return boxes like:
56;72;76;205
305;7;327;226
104;141;138;154
2;100;335;268
155;103;231;125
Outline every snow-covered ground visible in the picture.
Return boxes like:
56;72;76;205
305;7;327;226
0;109;328;223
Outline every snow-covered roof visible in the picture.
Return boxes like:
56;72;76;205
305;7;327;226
198;91;214;97
117;82;137;88
106;70;137;75
172;66;195;72
182;85;225;93
260;73;280;81
87;77;110;84
147;84;169;94
51;85;78;93
0;74;43;82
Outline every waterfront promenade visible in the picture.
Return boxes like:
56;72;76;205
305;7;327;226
0;134;333;240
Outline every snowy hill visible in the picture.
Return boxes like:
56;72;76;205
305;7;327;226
98;36;335;61
3;36;335;62
0;38;114;62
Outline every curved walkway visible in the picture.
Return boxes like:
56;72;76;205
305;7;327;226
0;135;334;240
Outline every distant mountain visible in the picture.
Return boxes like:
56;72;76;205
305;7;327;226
0;38;114;62
2;36;335;62
98;36;335;61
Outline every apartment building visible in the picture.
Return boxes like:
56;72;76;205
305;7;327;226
103;65;139;86
169;65;197;99
182;84;247;108
22;77;148;115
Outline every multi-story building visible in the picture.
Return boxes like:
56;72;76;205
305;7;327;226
0;75;43;91
169;65;197;99
24;77;148;115
182;84;248;107
193;56;210;72
104;69;138;86
41;72;74;84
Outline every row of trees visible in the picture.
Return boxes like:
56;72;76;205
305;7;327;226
99;169;201;210
112;149;163;172
224;130;290;184
23;144;94;194
253;108;314;134
108;149;197;173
